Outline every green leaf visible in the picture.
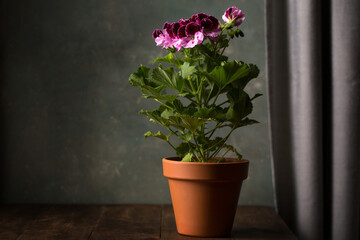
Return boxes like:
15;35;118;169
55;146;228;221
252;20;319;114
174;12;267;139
218;38;230;49
182;153;193;162
226;89;253;125
129;65;152;87
175;142;190;157
232;64;260;90
210;106;228;122
226;61;251;85
153;52;182;67
183;56;204;65
197;43;213;58
204;65;226;88
161;108;176;119
167;115;186;132
140;85;179;103
193;107;215;118
236;118;259;127
177;115;208;133
140;84;165;98
204;61;250;90
140;110;168;126
178;132;192;142
180;62;197;79
171;99;184;112
144;131;171;141
222;143;243;160
182;103;198;116
152;65;185;93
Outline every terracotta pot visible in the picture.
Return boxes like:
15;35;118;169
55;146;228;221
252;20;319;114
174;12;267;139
163;157;249;237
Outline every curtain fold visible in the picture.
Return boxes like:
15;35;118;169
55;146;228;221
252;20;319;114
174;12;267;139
331;0;360;239
266;0;360;240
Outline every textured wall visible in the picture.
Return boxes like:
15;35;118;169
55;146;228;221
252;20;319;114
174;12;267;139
1;0;273;205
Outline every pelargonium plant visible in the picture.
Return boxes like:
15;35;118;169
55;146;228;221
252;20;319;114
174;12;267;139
129;7;261;163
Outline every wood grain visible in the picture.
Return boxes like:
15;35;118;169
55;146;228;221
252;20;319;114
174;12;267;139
89;205;161;240
0;205;296;239
16;205;104;240
0;205;42;240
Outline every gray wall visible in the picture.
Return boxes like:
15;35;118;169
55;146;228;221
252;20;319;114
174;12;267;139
1;0;273;205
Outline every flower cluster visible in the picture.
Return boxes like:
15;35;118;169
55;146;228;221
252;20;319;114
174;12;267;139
152;12;221;50
153;7;245;51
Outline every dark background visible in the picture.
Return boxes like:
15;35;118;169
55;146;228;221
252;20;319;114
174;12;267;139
0;0;273;205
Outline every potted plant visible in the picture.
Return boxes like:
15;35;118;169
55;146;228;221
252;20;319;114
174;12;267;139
129;6;261;237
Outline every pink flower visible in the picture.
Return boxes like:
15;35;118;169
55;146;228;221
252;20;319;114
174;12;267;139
183;31;204;48
154;29;174;49
222;7;245;26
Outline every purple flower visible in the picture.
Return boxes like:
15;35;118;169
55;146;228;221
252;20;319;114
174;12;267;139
222;6;245;26
189;13;209;25
189;14;197;23
200;15;220;41
186;23;201;36
179;18;190;26
170;22;181;38
201;18;213;30
152;29;163;39
207;16;220;31
163;22;171;30
178;25;187;38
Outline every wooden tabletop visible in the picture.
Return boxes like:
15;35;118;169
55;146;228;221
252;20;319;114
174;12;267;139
0;205;297;240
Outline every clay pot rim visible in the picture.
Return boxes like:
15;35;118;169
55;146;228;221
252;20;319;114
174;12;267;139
163;156;249;165
163;157;249;181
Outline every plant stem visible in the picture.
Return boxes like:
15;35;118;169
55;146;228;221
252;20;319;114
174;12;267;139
166;127;180;138
218;100;229;107
192;132;205;162
188;76;201;106
212;90;221;105
196;75;204;106
155;99;173;110
220;46;226;56
185;96;198;105
205;84;214;106
205;122;222;136
166;140;177;152
221;147;231;158
207;126;236;159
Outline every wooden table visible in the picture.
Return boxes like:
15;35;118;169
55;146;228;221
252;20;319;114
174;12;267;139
0;205;297;240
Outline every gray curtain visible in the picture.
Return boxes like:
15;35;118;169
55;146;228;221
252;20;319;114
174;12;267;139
266;0;360;240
